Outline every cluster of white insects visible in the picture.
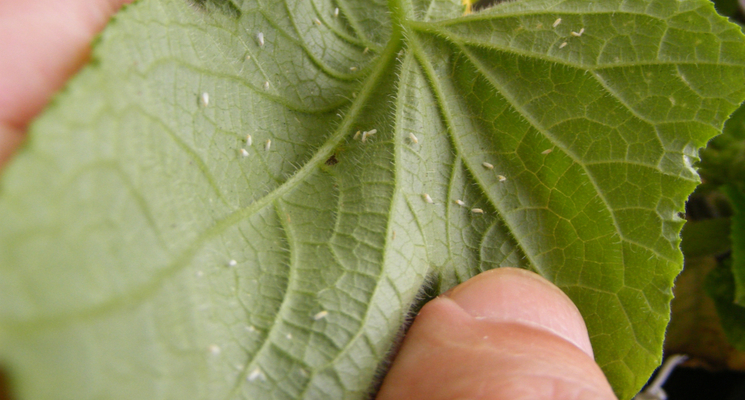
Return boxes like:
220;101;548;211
352;129;377;142
419;147;553;213
553;18;585;49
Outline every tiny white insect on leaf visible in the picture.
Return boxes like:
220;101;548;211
256;32;264;47
245;134;252;146
314;18;322;26
455;199;465;206
313;310;329;320
228;259;238;267
541;148;553;155
247;368;265;382
362;129;376;143
482;162;494;170
497;175;507;182
263;81;270;91
422;193;433;204
559;42;568;48
240;148;250;157
208;344;221;356
353;130;361;140
553;18;562;27
334;7;339;17
200;92;209;107
471;208;484;214
409;132;418;144
349;66;358;72
286;333;292;340
265;139;271;151
571;28;584;37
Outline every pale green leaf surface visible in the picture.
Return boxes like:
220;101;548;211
0;0;743;399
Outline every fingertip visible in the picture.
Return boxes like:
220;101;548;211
0;0;134;131
445;268;594;358
0;123;24;169
377;268;617;400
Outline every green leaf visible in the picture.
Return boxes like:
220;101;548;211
722;183;745;305
680;217;731;258
0;0;743;399
704;258;745;350
697;103;745;190
665;255;745;369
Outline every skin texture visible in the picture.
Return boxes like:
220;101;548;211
0;2;617;399
0;0;133;166
377;269;617;400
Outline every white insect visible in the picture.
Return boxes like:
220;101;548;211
265;139;271;151
313;310;329;320
334;7;339;17
541;148;553;155
455;199;466;206
245;134;253;146
228;259;238;267
247;368;265;382
350;66;358;72
353;130;361;140
571;28;584;37
256;32;265;47
208;344;221;356
196;270;204;277
361;129;377;143
482;162;494;169
263;81;270;91
559;41;568;49
200;92;209;107
245;325;257;333
422;193;433;204
471;208;484;214
286;333;293;340
240;148;250;157
497;175;507;182
314;18;322;26
553;18;562;27
409;133;418;144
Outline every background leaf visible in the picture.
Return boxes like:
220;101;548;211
704;257;745;350
665;256;745;368
0;0;743;399
722;181;745;307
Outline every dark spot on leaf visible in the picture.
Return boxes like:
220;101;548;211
187;0;241;19
0;366;14;400
325;154;338;166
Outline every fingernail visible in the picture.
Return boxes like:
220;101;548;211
445;268;594;358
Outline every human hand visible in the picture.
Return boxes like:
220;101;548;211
0;2;617;399
0;0;133;167
377;268;617;399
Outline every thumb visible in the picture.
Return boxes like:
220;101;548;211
376;268;617;400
